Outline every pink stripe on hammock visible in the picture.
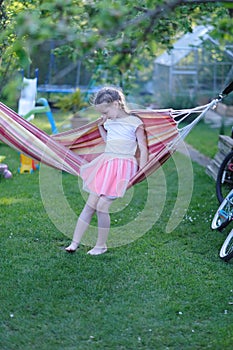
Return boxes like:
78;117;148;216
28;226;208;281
51;108;179;157
0;100;216;187
0;102;84;175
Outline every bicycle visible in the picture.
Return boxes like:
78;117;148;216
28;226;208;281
214;81;233;203
211;188;233;262
216;148;233;204
211;81;233;261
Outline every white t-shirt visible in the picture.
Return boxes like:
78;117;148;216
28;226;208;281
104;115;143;156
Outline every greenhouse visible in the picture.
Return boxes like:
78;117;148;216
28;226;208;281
153;25;233;106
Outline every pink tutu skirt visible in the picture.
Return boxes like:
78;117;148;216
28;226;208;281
80;154;138;198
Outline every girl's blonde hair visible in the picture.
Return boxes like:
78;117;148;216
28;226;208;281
93;87;129;112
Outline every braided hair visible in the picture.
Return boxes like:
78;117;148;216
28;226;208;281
93;87;129;113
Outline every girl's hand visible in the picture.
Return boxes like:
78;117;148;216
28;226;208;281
136;125;148;169
98;115;107;126
98;117;107;141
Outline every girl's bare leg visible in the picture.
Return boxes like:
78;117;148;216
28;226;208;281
87;196;114;255
65;194;99;252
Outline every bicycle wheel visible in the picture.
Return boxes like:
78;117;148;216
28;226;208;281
219;229;233;262
211;189;233;231
216;151;233;203
216;150;233;203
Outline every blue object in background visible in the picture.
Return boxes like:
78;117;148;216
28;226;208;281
23;97;58;134
37;98;58;134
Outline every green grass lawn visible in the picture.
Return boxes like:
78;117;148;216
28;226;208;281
0;112;233;349
185;121;232;159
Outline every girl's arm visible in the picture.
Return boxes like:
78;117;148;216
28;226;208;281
98;116;107;141
136;125;148;169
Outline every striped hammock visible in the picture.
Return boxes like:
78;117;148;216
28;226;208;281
0;100;217;187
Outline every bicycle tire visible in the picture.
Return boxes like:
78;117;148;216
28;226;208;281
216;150;233;203
211;189;233;231
219;229;233;262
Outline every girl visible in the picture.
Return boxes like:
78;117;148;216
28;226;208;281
65;87;148;255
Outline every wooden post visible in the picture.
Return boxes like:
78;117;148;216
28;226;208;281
206;135;233;180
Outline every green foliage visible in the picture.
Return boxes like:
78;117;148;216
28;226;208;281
212;2;233;43
0;0;232;100
53;88;88;114
160;94;197;110
1;75;22;109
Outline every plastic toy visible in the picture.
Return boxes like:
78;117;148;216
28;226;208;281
0;156;12;179
23;98;58;134
18;98;58;174
18;153;39;174
18;72;57;174
0;164;12;178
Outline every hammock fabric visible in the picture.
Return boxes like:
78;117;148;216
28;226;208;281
0;100;218;188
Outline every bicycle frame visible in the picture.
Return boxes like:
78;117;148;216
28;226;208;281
212;188;233;262
211;189;233;230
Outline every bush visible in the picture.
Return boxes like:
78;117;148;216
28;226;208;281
53;89;88;115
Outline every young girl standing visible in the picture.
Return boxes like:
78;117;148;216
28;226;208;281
65;87;148;255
